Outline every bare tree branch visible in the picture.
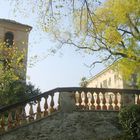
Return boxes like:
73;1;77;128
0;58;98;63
127;14;140;35
90;54;112;68
117;28;133;36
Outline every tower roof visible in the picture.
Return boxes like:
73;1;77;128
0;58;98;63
0;19;32;31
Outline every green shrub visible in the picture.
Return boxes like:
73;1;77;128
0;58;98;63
118;104;140;140
0;80;41;106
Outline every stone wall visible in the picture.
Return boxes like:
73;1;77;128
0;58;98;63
0;111;122;140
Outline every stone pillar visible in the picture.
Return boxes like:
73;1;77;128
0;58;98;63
121;93;135;107
59;92;76;113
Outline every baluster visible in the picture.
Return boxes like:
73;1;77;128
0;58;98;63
136;94;140;104
114;93;119;110
29;103;34;122
36;99;41;119
14;108;20;127
119;93;122;109
108;94;113;110
0;114;5;132
96;92;101;110
50;93;55;113
75;92;79;109
21;106;27;124
91;93;95;110
88;93;91;110
8;111;13;129
44;96;48;116
102;92;107;110
78;92;83;109
84;92;89;110
57;94;60;110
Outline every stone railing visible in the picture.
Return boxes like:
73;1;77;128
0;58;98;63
0;87;140;134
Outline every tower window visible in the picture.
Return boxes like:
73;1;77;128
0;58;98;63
4;32;14;47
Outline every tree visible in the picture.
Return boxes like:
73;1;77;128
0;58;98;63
86;0;140;85
11;0;140;85
0;42;26;86
0;42;41;106
0;81;41;106
80;77;88;87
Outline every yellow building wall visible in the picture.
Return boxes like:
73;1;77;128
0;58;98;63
87;68;124;89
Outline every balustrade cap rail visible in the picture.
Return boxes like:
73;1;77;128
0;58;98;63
0;87;140;113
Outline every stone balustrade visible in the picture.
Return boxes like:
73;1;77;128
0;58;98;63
74;88;140;111
0;87;140;135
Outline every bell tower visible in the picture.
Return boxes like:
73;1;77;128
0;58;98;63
0;19;32;80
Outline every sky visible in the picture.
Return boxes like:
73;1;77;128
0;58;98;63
0;0;105;92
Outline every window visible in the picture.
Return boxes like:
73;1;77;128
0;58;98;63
103;80;107;88
108;78;111;86
114;75;117;84
130;74;137;88
100;83;102;88
4;32;14;47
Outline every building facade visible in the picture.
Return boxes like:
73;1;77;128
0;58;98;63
0;19;32;80
86;65;136;89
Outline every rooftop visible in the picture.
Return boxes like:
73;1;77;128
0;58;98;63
0;18;32;30
86;64;116;84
